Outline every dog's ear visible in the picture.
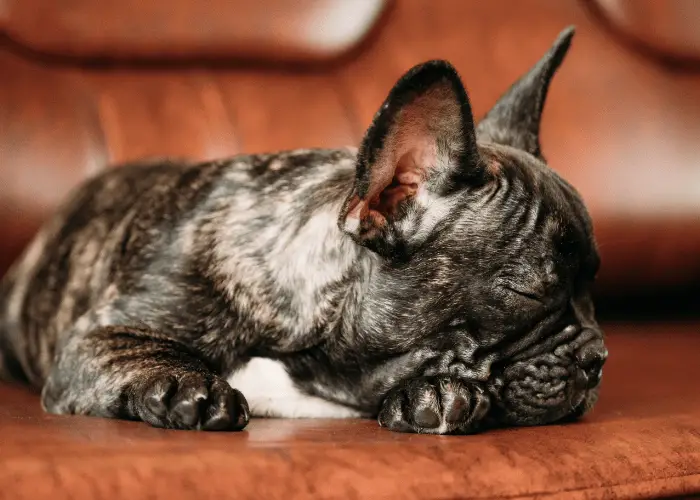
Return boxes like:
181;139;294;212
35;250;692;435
476;26;575;160
339;60;483;257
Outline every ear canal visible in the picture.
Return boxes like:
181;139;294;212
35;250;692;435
476;26;575;159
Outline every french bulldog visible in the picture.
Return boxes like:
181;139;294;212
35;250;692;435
0;26;607;434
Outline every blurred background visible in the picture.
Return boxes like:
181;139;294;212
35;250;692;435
0;0;699;317
1;2;700;497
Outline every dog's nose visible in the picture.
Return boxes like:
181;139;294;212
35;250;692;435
575;340;608;389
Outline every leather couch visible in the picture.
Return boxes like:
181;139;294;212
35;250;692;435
1;1;699;498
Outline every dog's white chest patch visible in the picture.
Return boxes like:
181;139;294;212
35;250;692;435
227;358;362;418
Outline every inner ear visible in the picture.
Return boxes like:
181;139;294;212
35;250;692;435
342;165;419;240
340;61;481;246
362;83;463;220
369;153;420;220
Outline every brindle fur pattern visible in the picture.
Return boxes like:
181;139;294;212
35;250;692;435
0;26;607;434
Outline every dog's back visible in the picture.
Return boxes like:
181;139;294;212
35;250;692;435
0;266;28;383
0;274;12;379
0;160;197;386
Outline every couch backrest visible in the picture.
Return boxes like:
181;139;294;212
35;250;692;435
1;0;699;307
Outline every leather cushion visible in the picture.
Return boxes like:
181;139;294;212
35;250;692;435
0;0;388;63
1;0;699;298
1;322;699;499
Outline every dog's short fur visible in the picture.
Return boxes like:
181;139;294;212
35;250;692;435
0;27;607;434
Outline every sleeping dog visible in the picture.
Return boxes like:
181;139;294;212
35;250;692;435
0;26;607;434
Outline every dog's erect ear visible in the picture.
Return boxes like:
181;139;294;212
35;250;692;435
476;26;575;160
339;60;483;257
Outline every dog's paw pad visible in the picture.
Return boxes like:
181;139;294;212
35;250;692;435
169;376;208;427
202;379;249;431
143;375;177;418
379;376;489;435
414;407;441;428
136;373;249;431
445;396;469;425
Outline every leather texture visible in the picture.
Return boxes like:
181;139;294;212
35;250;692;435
1;0;699;299
0;2;699;498
0;0;388;62
590;0;700;63
1;323;699;499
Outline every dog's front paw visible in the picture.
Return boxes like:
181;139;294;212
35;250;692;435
135;372;249;431
378;377;490;434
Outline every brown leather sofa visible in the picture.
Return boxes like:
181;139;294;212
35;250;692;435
1;1;699;498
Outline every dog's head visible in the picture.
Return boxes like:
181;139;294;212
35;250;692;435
339;27;607;426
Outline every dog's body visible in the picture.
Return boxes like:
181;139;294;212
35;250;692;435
0;151;377;419
0;27;608;434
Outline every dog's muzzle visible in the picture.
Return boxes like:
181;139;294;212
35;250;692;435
488;328;607;426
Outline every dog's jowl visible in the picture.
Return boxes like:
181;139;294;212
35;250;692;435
0;26;607;434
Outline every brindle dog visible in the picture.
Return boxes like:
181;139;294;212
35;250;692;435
0;27;607;434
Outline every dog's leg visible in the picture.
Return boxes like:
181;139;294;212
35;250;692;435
378;376;490;435
42;325;249;431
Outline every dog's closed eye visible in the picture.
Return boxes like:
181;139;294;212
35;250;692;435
496;281;545;305
504;286;543;302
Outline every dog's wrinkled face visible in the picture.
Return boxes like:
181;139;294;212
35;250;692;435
460;143;607;426
339;27;607;426
476;148;607;425
438;144;607;427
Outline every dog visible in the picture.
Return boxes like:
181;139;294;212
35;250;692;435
0;26;607;434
